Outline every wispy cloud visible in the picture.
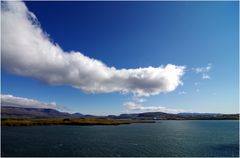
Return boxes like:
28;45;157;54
202;74;210;79
178;91;187;95
212;92;217;96
1;94;61;109
194;82;199;86
124;102;186;114
132;96;146;103
193;64;212;80
1;1;186;97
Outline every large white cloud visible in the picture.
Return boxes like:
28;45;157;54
1;94;58;109
124;102;186;114
1;1;185;96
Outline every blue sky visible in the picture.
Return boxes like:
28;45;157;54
1;1;239;115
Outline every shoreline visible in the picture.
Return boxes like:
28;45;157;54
1;118;155;126
1;118;239;127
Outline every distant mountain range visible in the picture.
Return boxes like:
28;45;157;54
114;112;239;120
1;106;239;120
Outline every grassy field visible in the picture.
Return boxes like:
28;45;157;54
1;118;155;126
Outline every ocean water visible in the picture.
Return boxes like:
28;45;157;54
1;120;239;157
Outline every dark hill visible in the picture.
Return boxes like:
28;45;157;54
119;112;178;120
1;106;73;118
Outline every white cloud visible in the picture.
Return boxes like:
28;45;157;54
193;64;212;80
1;94;59;109
124;102;186;114
1;1;185;97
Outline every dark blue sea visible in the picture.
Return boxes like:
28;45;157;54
1;120;239;157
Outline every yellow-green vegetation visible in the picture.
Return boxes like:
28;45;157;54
1;118;155;126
